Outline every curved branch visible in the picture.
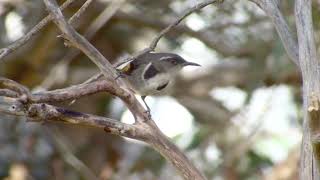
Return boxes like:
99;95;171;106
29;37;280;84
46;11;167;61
31;80;122;103
249;0;299;66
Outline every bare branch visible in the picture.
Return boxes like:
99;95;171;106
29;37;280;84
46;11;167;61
43;0;119;82
68;0;93;25
85;0;127;39
149;0;222;51
77;0;220;85
295;0;320;178
0;0;77;61
0;97;138;138
31;80;123;103
114;11;264;57
0;77;30;96
249;0;299;66
1;93;207;179
109;0;223;78
0;77;132;112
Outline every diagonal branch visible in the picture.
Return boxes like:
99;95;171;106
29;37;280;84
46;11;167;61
39;0;126;90
43;0;118;81
148;0;223;51
0;0;77;61
249;0;299;66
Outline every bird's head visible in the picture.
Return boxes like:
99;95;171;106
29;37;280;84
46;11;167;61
158;53;200;73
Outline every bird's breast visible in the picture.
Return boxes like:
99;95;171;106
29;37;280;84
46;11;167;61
139;73;171;95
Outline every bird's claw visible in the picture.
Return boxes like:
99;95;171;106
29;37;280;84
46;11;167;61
144;110;152;119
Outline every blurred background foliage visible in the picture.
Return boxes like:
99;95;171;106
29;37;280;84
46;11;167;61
1;0;319;179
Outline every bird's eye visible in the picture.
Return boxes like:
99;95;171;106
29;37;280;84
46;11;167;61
170;59;177;65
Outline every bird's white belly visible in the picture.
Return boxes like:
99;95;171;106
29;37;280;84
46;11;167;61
142;73;170;95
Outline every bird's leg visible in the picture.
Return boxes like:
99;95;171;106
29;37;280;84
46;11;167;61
141;96;151;118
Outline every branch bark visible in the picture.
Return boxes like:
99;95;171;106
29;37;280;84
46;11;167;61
0;76;207;179
295;0;320;179
249;0;299;66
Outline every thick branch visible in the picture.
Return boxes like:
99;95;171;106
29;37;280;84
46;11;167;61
295;0;320;178
31;80;123;103
0;97;138;138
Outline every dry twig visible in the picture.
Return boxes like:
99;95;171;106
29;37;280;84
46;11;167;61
0;0;76;60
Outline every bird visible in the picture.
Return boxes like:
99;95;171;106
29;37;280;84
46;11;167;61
116;52;200;115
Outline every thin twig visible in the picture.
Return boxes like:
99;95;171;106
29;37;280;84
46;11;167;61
85;0;127;39
0;0;77;61
68;0;93;25
97;0;222;80
149;0;222;50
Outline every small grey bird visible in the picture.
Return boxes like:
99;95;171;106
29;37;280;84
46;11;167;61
117;52;200;113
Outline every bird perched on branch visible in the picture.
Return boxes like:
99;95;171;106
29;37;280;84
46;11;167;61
116;52;200;115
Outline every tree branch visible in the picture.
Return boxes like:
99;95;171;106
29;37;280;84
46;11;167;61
0;96;138;138
114;11;260;58
0;0;77;61
249;0;299;66
44;0;117;81
0;78;207;179
295;0;320;178
148;0;223;51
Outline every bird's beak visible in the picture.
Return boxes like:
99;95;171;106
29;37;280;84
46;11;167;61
183;62;201;67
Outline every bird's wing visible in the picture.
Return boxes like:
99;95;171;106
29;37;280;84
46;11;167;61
143;62;159;80
116;60;136;75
